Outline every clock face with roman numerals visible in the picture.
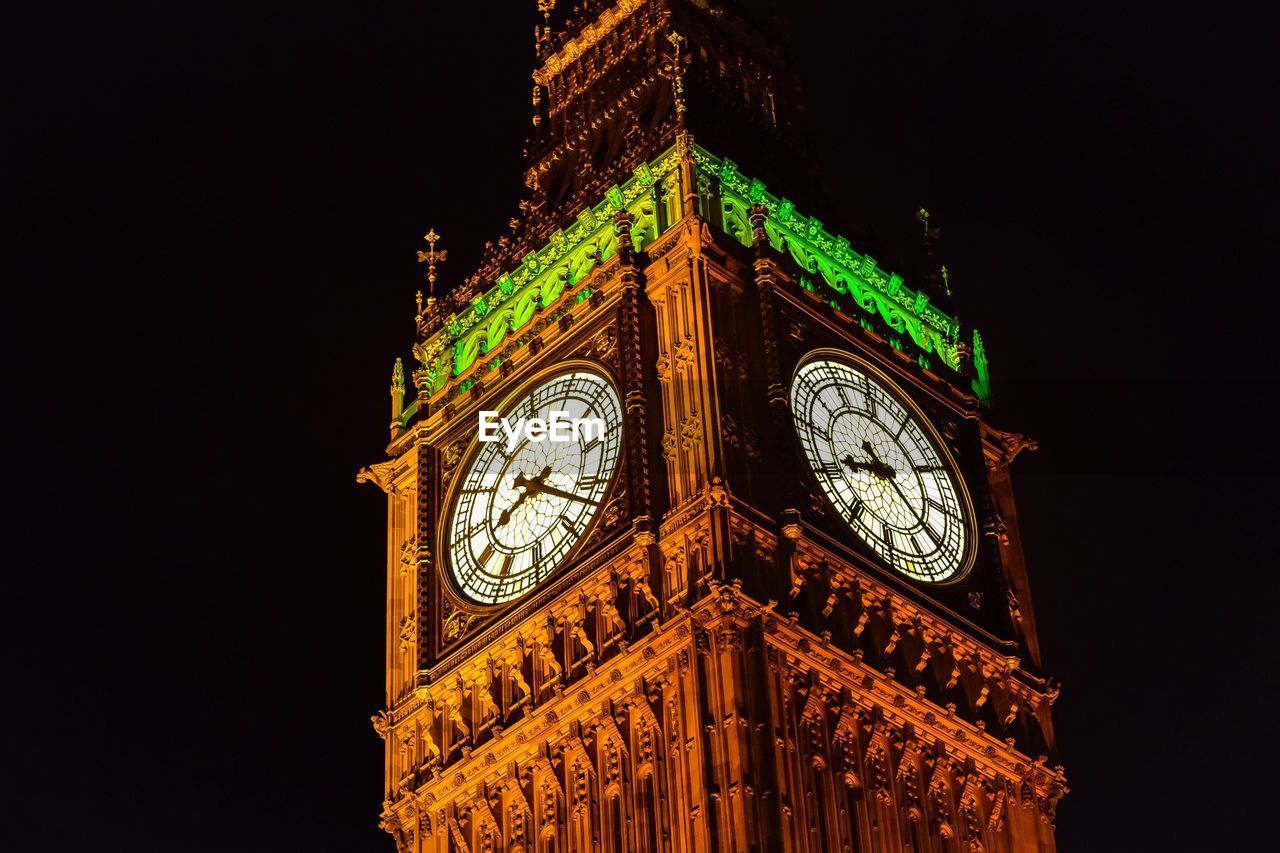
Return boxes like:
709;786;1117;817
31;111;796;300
790;356;970;583
444;369;623;606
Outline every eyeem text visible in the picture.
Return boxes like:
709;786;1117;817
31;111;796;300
479;410;605;453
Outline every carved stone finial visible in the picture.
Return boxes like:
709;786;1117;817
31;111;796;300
665;31;688;120
917;207;932;237
390;357;406;437
391;357;405;394
535;1;556;52
416;229;447;298
917;208;952;304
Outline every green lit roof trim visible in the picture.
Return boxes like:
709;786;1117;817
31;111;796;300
691;147;964;372
412;148;681;395
410;144;989;407
972;330;991;402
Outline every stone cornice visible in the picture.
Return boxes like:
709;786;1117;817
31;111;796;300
405;147;681;414
691;147;980;390
692;587;1065;795
387;610;691;818
385;533;650;725
756;606;1065;796
398;143;986;438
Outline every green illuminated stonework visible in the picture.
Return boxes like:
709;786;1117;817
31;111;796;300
406;145;988;422
692;148;965;372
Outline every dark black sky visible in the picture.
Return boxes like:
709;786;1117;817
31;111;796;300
5;1;1277;850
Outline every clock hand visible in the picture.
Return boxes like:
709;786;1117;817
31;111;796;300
884;471;925;526
510;464;598;507
860;441;897;479
841;454;873;474
844;445;896;480
510;466;554;493
855;440;920;522
524;480;600;507
496;466;554;527
842;454;892;479
496;496;529;527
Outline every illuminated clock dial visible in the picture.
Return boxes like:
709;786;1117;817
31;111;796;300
444;370;623;606
790;356;970;582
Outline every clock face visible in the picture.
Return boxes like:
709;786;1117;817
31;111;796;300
790;356;969;582
444;369;623;606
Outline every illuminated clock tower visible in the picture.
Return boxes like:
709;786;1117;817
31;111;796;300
360;2;1067;850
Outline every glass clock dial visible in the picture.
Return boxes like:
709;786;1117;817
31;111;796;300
444;370;623;606
790;357;969;582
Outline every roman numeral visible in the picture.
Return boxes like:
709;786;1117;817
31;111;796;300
559;516;577;535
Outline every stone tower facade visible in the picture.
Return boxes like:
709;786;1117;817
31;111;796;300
360;2;1066;850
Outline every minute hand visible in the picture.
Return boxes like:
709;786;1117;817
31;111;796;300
861;442;921;522
524;481;599;506
885;472;923;524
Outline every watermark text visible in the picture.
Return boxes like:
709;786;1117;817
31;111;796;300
479;410;604;453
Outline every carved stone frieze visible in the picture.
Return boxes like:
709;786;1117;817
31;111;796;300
577;325;619;369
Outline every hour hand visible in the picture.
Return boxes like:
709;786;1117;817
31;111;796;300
511;465;553;494
497;466;554;526
842;454;877;475
842;452;894;480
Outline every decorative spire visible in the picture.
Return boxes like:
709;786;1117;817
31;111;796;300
416;228;447;298
917;207;941;248
665;31;688;121
389;357;406;439
916;207;952;305
415;229;447;337
971;329;991;402
535;0;556;53
391;357;405;394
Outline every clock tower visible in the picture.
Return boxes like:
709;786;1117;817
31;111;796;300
360;2;1066;850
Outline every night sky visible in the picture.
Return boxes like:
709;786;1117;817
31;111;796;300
6;2;1277;850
